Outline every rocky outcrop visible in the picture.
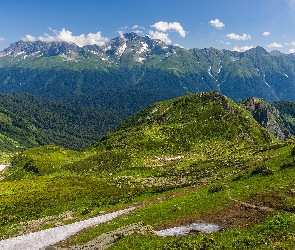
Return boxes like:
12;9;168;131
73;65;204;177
241;97;294;140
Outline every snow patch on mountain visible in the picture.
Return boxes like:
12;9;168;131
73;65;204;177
138;42;149;54
116;43;127;56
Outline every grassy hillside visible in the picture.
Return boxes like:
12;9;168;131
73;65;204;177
1;92;295;249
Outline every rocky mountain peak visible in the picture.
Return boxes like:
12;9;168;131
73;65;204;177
244;46;269;56
2;40;81;58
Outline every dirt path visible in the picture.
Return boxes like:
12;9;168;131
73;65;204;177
0;207;136;250
228;190;273;212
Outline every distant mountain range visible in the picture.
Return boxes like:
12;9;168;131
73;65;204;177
1;32;295;105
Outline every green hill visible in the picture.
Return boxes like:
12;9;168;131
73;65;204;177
2;92;295;249
6;92;274;179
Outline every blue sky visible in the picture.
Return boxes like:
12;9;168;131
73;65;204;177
1;0;295;53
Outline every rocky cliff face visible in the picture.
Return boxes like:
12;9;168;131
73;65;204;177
241;97;294;140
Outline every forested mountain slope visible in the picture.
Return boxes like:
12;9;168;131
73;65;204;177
0;93;123;150
1;33;295;112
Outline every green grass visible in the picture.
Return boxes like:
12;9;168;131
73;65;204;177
109;212;295;249
56;142;295;248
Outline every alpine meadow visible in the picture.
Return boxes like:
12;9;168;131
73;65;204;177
1;30;295;250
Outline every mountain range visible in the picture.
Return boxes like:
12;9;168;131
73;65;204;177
1;32;295;106
1;33;295;151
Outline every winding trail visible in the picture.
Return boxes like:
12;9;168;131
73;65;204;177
0;207;136;250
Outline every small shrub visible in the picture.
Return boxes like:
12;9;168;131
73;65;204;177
251;165;273;176
280;162;294;169
232;173;244;181
291;147;295;156
208;184;224;194
23;160;39;174
80;207;91;215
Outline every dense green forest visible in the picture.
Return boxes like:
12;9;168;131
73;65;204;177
0;93;123;150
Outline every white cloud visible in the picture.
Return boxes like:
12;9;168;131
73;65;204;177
0;37;5;41
21;35;36;42
226;33;251;41
33;28;108;47
225;42;231;45
151;21;186;37
148;31;171;44
289;48;295;53
209;19;225;29
232;46;254;52
118;26;128;30
262;31;270;36
117;30;126;39
133;30;144;35
132;25;145;30
267;42;283;48
285;41;295;46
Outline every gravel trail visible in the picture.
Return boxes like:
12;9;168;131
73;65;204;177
0;207;136;250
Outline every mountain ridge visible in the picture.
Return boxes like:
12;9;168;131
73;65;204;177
2;33;295;134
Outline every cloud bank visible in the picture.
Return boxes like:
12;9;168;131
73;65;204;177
233;46;254;52
151;21;186;37
148;21;186;44
267;42;283;48
21;35;36;42
226;33;251;41
21;28;109;47
148;31;171;44
285;41;295;46
209;19;225;29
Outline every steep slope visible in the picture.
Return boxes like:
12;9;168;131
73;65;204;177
273;100;295;137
